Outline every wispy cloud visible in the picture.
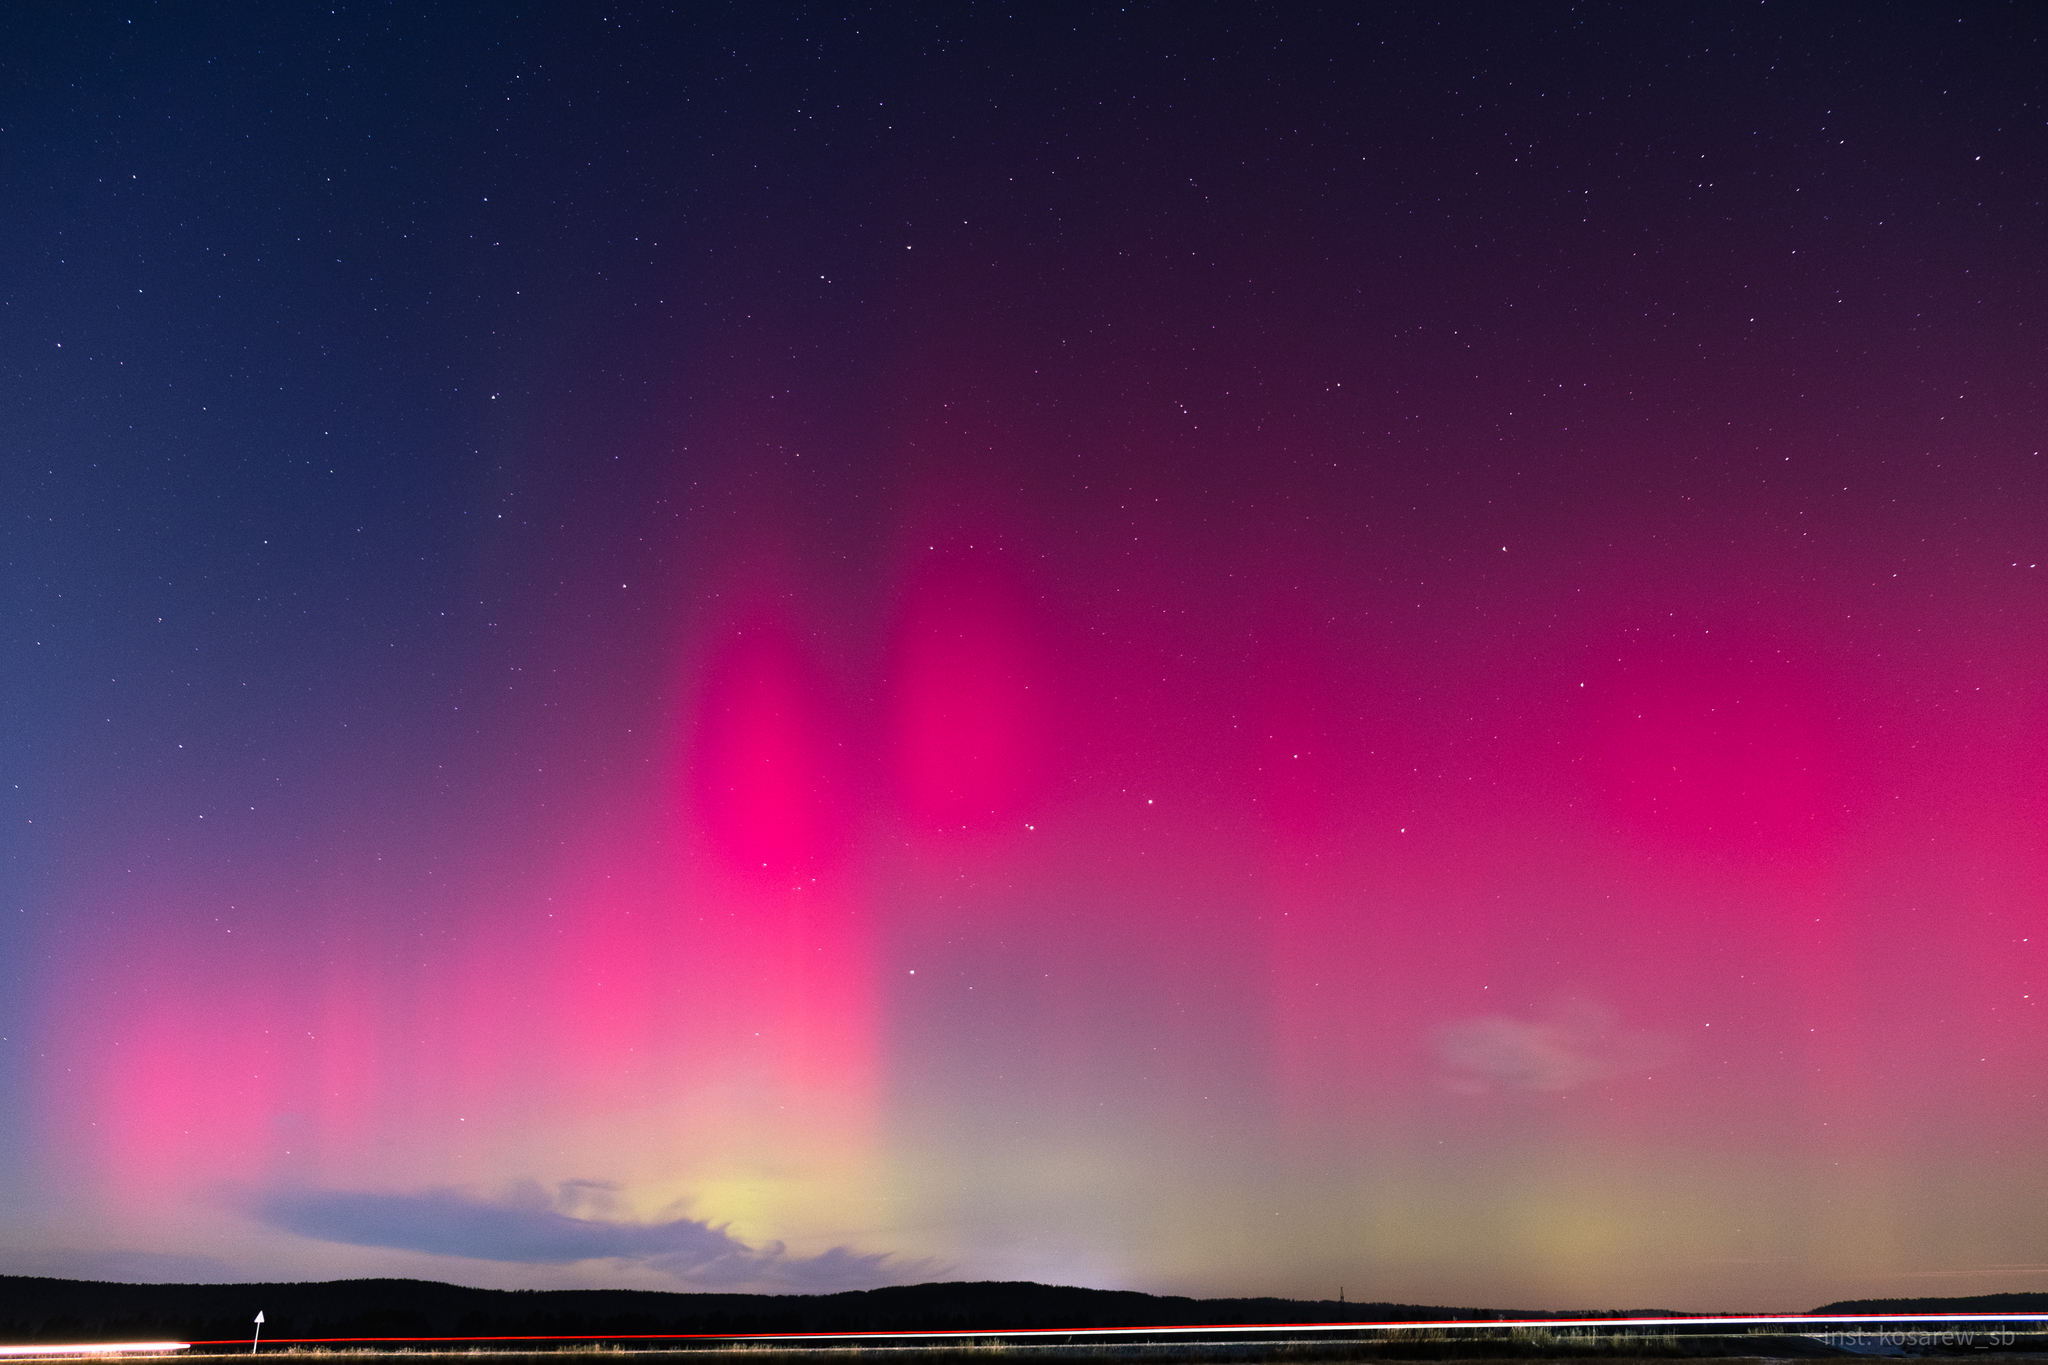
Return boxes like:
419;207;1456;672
1435;998;1674;1093
256;1183;927;1291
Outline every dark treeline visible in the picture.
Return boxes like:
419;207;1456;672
2;1278;2044;1347
0;1279;1597;1345
1810;1294;2048;1316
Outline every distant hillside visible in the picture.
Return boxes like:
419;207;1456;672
1810;1294;2048;1316
0;1277;1596;1345
13;1276;2038;1347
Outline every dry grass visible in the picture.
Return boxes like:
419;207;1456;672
156;1339;1802;1365
140;1330;2048;1365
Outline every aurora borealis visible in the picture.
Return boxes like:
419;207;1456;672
3;3;2045;1310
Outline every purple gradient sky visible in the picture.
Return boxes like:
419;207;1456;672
3;3;2045;1309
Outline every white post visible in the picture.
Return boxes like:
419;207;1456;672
252;1313;265;1355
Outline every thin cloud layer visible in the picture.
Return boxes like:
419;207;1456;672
257;1184;918;1290
1436;999;1674;1093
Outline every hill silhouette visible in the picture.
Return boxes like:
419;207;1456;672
1810;1293;2048;1316
0;1277;1603;1345
3;1277;2044;1348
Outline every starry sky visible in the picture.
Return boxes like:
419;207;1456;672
3;2;2045;1311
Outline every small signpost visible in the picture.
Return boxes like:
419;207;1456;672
251;1314;264;1355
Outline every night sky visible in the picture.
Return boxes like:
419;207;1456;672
4;2;2046;1311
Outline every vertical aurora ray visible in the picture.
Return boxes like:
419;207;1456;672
33;478;2046;1300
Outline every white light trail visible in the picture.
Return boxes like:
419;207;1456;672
685;1312;2048;1343
0;1348;188;1359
